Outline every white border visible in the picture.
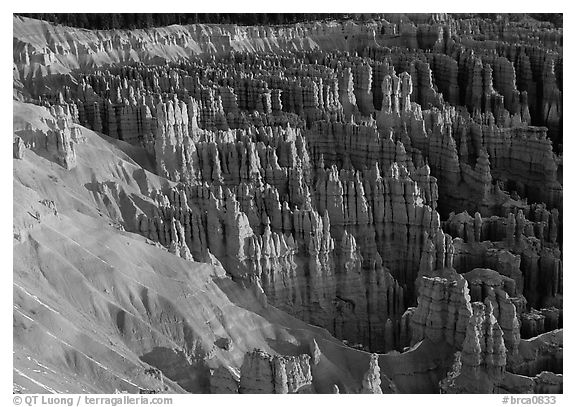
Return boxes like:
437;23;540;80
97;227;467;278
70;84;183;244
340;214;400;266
4;3;571;405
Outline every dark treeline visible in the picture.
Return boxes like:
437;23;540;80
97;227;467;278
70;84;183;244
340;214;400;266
452;13;562;28
15;13;361;30
16;13;562;30
527;14;562;28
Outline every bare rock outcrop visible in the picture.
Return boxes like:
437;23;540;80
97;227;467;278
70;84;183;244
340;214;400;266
13;136;26;159
238;350;313;394
360;354;382;394
441;302;507;393
14;104;83;169
410;275;472;348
